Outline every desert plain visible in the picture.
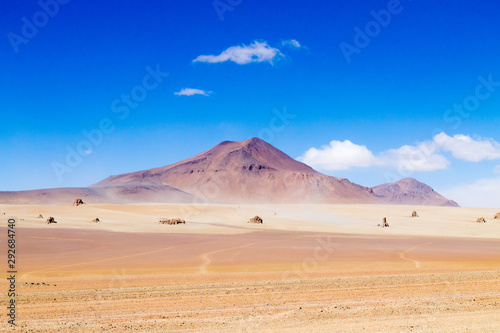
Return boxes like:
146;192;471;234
1;203;500;332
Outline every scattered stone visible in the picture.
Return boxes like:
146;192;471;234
91;218;100;223
411;211;419;217
476;217;487;223
248;216;263;224
379;217;389;228
36;214;44;219
24;282;56;287
494;212;500;219
46;217;57;224
73;198;84;206
159;218;185;225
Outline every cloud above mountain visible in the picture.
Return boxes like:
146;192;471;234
298;140;382;171
298;132;500;172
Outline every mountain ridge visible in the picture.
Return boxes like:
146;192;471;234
93;137;378;204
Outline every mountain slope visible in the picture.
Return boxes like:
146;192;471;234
372;178;459;207
0;185;195;205
93;138;379;204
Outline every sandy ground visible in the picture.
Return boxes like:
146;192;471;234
1;203;500;331
2;203;500;237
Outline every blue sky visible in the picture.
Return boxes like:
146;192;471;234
1;0;500;207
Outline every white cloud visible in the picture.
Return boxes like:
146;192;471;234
297;140;382;171
282;39;301;48
298;132;500;173
440;177;500;208
384;142;450;172
433;132;500;162
495;165;500;174
192;41;284;65
174;88;212;96
298;139;448;172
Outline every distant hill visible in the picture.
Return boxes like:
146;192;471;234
371;178;459;207
0;185;195;205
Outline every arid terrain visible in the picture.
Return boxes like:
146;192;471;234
1;203;500;332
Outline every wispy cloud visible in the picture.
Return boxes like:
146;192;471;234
192;40;290;65
440;177;500;208
298;132;500;172
174;88;212;96
282;39;302;49
383;141;449;172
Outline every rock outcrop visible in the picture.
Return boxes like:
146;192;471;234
73;198;84;206
159;218;185;225
378;217;389;228
248;216;263;224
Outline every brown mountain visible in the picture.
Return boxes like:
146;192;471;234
371;178;459;207
92;137;378;204
0;138;459;206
